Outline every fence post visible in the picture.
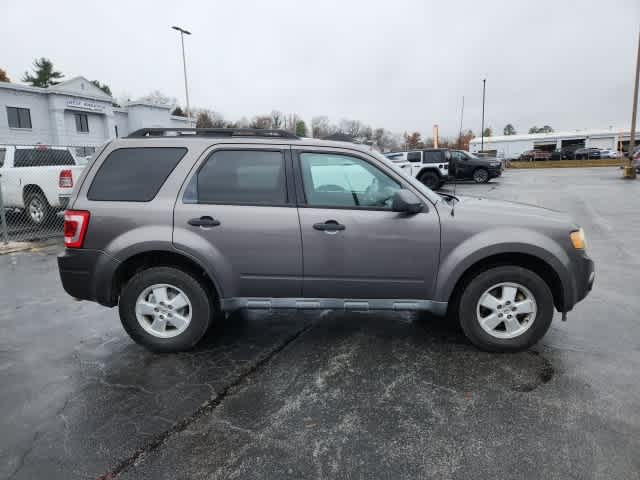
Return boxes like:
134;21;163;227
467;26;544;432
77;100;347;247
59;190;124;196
0;173;9;244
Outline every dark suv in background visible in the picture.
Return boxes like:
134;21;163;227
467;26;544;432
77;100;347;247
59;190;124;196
58;128;594;354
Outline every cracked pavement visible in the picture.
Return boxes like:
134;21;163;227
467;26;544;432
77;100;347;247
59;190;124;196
1;168;639;479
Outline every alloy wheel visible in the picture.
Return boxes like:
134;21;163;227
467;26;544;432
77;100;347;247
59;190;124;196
476;282;537;339
135;283;192;338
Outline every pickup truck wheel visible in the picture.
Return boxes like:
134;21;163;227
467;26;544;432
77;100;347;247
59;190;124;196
458;266;554;352
418;171;441;190
25;192;51;225
119;266;213;352
472;168;489;183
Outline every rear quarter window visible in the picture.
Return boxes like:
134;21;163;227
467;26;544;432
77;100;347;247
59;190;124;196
87;147;187;202
14;148;75;167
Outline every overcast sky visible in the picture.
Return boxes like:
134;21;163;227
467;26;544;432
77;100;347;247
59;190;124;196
2;0;639;137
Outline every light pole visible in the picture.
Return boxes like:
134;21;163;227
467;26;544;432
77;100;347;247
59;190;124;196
623;29;639;179
481;79;486;152
172;25;193;127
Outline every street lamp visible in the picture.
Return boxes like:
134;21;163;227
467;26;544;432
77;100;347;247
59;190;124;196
171;25;193;127
481;79;486;152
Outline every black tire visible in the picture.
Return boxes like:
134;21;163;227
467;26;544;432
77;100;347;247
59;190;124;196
472;168;490;183
25;191;52;226
418;171;441;190
457;266;554;352
119;266;214;352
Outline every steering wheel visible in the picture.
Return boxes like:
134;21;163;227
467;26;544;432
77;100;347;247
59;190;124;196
317;184;347;192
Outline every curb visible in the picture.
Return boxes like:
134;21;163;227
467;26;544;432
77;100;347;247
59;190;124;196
0;238;61;255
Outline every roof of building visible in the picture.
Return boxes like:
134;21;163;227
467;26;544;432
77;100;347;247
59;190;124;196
0;76;113;102
470;128;632;144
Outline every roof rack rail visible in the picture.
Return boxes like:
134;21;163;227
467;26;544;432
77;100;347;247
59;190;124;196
127;128;299;139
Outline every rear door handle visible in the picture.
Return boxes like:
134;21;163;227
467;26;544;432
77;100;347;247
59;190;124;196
188;216;221;227
313;220;346;232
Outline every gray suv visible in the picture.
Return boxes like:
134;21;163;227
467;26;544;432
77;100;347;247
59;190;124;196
58;128;594;353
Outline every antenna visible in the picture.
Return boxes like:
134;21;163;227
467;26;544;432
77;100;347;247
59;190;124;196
451;96;465;217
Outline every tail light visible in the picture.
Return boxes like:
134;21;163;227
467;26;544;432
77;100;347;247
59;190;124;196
63;210;90;248
59;169;73;188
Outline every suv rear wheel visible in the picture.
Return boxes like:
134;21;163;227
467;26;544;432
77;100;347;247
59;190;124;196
457;266;554;352
418;170;442;190
119;266;213;352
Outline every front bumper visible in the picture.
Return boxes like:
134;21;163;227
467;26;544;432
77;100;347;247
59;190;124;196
488;166;502;178
574;253;595;304
57;248;120;307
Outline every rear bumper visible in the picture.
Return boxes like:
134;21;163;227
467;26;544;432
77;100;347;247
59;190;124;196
57;248;120;307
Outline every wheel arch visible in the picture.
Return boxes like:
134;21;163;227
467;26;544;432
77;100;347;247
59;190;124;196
444;252;567;316
109;249;222;310
22;184;49;204
417;166;442;179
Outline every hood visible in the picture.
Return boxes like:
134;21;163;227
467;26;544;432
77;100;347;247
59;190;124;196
444;195;576;229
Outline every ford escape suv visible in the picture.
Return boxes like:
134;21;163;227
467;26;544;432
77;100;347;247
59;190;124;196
58;128;594;353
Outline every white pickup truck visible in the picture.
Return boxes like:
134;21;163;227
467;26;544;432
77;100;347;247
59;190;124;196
0;145;85;225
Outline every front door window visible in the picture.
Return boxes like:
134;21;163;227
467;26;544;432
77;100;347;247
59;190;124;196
299;153;401;209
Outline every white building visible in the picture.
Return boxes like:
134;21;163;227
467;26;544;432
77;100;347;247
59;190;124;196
469;129;633;159
0;76;189;153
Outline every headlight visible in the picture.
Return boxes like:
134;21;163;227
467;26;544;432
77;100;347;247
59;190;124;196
570;228;586;250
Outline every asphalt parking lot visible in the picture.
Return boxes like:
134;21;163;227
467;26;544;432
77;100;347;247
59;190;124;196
1;167;639;480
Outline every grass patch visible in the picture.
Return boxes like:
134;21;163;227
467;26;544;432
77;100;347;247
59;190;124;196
508;159;623;169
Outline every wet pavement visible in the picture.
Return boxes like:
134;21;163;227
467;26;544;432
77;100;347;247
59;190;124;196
1;167;639;479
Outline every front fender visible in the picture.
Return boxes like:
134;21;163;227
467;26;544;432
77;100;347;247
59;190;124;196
434;227;575;308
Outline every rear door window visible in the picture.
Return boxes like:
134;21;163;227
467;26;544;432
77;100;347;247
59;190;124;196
14;148;75;167
190;150;286;205
87;147;187;201
423;151;443;163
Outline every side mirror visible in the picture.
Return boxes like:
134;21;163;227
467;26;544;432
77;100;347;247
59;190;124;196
392;189;423;214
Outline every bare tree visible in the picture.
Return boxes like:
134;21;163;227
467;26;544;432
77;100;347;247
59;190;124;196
270;110;283;129
139;90;176;107
338;119;362;137
312;116;331;138
250;115;272;129
196;111;214;128
193;109;225;127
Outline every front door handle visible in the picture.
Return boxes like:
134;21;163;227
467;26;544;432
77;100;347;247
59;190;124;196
313;220;346;232
188;216;221;227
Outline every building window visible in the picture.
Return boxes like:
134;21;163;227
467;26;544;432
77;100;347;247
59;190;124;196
75;113;89;133
7;107;32;129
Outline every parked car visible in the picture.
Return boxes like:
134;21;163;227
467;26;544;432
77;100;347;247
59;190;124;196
632;146;640;173
551;146;580;160
58;128;594;353
0;145;85;224
573;148;602;160
385;148;501;188
385;150;449;190
448;150;502;183
519;150;552;161
598;149;622;159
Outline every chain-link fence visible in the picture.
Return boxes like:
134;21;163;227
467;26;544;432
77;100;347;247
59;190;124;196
0;144;97;244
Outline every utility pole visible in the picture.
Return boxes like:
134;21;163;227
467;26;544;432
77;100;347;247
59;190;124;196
458;95;465;149
623;30;639;179
172;26;193;127
481;79;486;152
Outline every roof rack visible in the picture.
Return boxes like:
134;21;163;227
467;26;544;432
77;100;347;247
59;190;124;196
127;128;299;139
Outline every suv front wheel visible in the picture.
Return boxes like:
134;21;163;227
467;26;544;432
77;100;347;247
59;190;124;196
458;266;554;352
119;266;214;352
